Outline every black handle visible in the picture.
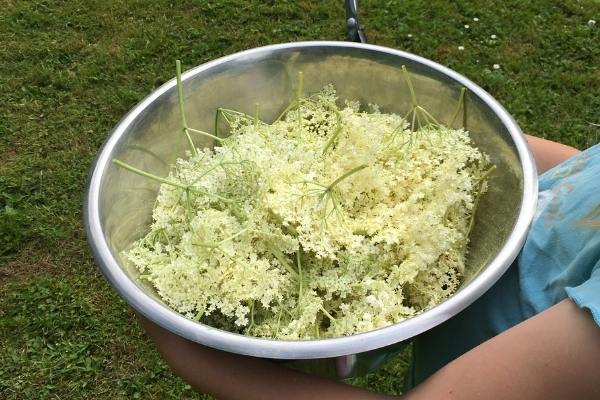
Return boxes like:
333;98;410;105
345;0;367;43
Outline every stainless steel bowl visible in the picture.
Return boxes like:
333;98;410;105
84;41;537;378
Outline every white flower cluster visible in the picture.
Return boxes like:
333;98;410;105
126;86;492;339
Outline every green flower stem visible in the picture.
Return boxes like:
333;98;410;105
409;109;418;132
321;98;343;155
247;301;255;333
161;229;176;262
296;248;303;309
187;127;224;143
187;160;231;186
415;109;423;129
417;106;439;126
254;103;260;128
296;71;304;132
112;159;233;203
319;305;336;322
273;81;321;123
401;65;441;130
176;60;198;156
318;190;341;223
193;305;206;321
274;72;305;122
274;100;296;123
219;108;257;121
266;245;299;279
450;87;467;127
112;159;190;190
402;65;418;107
304;164;368;224
194;227;250;248
467;165;497;236
214;108;220;138
280;306;295;319
215;107;262;138
274;308;283;338
185;187;193;220
326;164;368;190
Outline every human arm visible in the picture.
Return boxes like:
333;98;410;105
140;298;600;400
403;299;600;400
525;134;580;173
138;315;394;400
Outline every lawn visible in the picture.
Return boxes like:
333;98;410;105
1;1;599;398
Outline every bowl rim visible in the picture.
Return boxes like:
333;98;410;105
84;40;538;359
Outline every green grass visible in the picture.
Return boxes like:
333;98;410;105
1;0;599;398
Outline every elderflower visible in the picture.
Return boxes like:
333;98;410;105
125;83;493;339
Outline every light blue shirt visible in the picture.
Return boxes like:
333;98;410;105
407;143;600;386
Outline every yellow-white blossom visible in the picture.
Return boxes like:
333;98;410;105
125;86;492;339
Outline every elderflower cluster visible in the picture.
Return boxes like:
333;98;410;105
126;86;492;339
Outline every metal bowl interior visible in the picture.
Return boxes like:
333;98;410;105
85;42;537;363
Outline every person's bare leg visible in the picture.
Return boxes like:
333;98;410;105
525;135;580;173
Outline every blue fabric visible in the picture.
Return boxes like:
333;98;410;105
407;143;600;387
